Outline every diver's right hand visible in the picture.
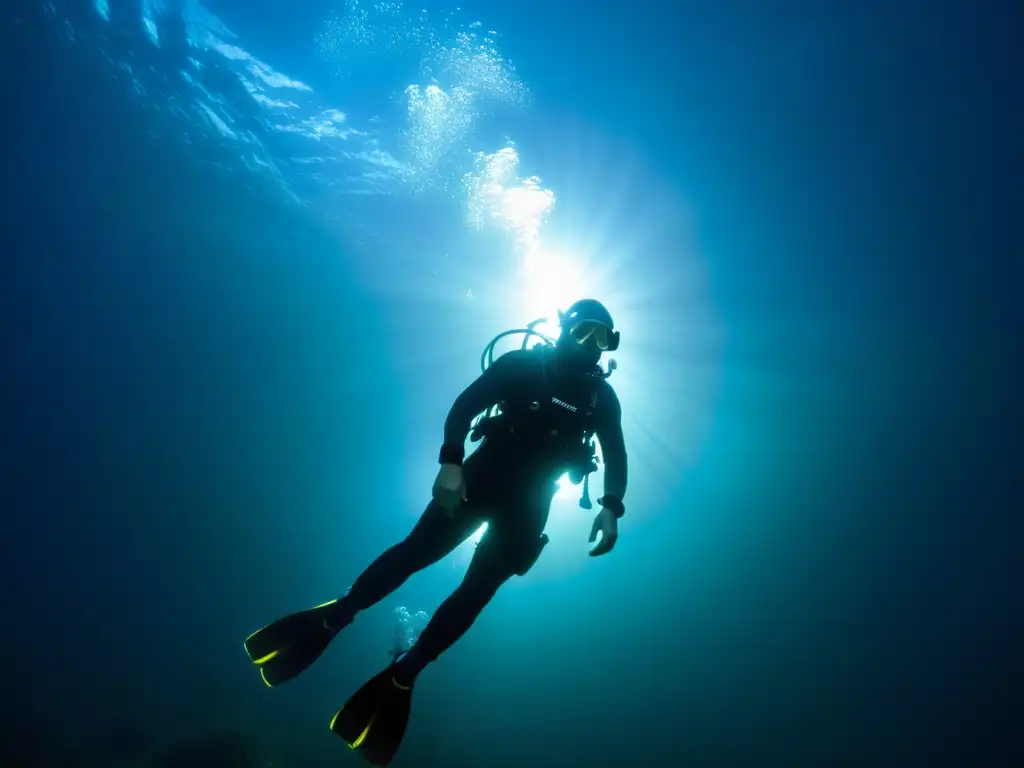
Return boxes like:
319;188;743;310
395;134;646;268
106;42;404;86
432;463;467;517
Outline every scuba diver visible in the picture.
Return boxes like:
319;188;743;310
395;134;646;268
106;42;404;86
243;299;629;766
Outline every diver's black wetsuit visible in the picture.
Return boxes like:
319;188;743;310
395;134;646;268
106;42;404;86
339;345;628;677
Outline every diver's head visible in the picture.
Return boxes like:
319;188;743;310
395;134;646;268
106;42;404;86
555;299;620;368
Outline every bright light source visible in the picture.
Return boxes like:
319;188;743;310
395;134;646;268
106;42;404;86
553;473;584;502
518;249;586;320
468;522;488;545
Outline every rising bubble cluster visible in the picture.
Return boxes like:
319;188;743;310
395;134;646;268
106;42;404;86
438;25;527;108
390;605;431;658
464;146;555;262
315;1;527;184
315;0;415;66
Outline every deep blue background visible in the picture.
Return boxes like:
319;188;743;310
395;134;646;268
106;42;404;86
1;0;1019;765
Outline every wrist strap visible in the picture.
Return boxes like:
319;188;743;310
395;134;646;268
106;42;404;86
598;494;625;519
438;443;464;466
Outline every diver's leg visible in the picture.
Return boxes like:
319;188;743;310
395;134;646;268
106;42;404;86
331;501;480;626
392;523;525;684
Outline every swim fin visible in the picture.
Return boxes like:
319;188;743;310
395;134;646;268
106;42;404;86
330;666;414;766
243;599;349;687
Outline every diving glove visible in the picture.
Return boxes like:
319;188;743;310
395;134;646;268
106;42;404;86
432;463;467;516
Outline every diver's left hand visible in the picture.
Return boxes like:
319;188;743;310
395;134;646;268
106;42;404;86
588;506;619;557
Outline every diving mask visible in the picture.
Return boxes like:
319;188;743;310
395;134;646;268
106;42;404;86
568;320;619;351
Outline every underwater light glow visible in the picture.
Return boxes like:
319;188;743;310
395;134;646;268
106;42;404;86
518;249;589;321
468;522;488;545
555;473;577;498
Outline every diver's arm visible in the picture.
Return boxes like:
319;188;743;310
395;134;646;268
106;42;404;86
595;385;628;515
438;351;529;466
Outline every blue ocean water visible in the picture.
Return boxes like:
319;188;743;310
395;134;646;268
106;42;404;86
1;1;1018;766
